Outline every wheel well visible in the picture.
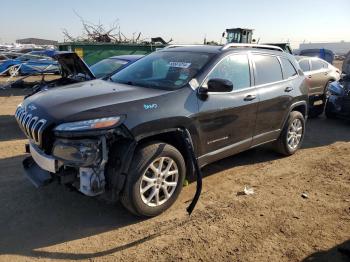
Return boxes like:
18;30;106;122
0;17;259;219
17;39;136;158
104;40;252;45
292;104;307;117
137;131;194;179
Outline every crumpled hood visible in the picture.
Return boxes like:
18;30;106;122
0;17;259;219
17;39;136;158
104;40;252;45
22;79;170;123
53;52;95;80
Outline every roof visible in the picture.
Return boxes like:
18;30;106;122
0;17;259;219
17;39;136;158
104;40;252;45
161;45;223;53
226;28;254;31
161;44;286;55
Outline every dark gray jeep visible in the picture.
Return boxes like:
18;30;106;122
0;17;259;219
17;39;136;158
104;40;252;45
16;44;308;217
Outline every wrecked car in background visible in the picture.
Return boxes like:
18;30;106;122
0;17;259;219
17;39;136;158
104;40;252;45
325;51;350;119
296;56;341;117
4;52;143;97
89;55;144;79
0;51;60;76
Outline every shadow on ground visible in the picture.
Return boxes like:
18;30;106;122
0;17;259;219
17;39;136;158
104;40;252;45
302;240;350;262
0;156;145;260
0;116;349;260
0;115;25;141
202;116;350;177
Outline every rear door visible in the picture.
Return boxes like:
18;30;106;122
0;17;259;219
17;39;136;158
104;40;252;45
309;58;329;95
196;53;259;165
252;53;296;145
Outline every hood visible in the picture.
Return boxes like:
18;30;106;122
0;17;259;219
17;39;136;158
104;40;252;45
22;79;170;123
342;51;350;75
53;52;95;80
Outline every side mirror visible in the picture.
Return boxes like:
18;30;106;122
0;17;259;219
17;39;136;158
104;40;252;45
207;78;233;93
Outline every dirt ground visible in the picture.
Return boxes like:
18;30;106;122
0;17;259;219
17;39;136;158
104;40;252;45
0;85;349;262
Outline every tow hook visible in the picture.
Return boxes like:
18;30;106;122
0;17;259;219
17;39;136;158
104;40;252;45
180;129;202;215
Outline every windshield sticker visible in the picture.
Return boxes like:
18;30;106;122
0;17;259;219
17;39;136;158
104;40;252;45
189;78;199;90
168;62;191;68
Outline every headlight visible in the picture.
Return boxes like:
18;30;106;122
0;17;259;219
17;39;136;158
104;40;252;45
54;116;121;132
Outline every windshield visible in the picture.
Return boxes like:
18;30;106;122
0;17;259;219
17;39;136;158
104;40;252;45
110;51;213;90
90;58;128;78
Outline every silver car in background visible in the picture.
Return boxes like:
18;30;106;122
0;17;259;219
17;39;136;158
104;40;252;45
296;56;341;117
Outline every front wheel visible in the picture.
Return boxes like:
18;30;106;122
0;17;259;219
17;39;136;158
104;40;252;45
121;143;186;217
8;65;20;76
273;111;305;156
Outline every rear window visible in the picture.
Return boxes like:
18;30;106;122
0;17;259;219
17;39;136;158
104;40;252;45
253;55;283;85
280;58;297;79
90;59;128;78
298;59;310;72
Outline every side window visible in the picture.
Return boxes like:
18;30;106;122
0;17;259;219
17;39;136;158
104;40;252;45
253;55;283;85
321;61;329;69
298;59;310;72
206;54;250;90
311;59;324;70
280;58;297;79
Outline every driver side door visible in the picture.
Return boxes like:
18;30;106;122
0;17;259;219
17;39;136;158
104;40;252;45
195;53;259;166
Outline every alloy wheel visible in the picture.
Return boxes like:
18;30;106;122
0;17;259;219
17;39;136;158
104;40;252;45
287;118;303;149
140;157;179;207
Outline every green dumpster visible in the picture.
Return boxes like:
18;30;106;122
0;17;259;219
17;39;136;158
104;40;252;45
57;42;165;65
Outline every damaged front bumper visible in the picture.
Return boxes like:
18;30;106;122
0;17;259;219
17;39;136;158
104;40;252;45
23;143;59;187
23;157;53;188
23;137;107;196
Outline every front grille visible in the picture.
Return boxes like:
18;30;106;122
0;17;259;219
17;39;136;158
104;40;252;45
15;106;47;145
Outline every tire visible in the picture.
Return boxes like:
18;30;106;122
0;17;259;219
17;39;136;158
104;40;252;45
8;65;20;76
273;111;305;156
325;101;337;119
121;142;186;217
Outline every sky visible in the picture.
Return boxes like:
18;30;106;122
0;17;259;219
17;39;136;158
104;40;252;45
0;0;349;48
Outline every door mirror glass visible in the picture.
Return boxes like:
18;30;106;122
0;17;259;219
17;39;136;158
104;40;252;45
207;78;233;92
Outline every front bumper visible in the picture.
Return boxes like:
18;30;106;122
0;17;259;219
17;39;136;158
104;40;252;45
29;142;57;173
22;143;58;187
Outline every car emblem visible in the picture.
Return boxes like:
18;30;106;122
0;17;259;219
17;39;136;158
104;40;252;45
27;104;37;111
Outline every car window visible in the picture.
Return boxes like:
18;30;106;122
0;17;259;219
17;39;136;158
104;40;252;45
321;61;329;68
298;59;310;72
311;59;325;70
90;58;128;78
111;51;213;90
253;55;283;85
205;54;250;90
280;58;297;79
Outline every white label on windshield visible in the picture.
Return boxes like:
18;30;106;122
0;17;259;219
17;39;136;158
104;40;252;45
168;62;191;68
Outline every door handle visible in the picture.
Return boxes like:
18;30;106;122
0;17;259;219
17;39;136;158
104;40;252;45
244;94;257;101
284;86;294;92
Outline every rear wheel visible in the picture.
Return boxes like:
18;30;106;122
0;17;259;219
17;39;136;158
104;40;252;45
273;111;305;156
121;142;186;217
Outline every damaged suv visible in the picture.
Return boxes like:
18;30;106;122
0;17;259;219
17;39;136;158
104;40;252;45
16;44;308;217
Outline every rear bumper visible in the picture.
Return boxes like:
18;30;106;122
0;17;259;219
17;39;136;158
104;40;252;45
23;157;52;187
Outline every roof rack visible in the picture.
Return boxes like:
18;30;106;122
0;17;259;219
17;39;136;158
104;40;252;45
221;43;284;52
164;44;208;49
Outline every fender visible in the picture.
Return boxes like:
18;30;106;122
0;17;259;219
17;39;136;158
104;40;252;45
131;118;201;156
281;100;308;129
